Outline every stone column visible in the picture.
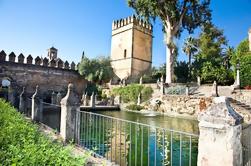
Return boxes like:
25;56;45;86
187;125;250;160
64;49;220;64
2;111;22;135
197;97;243;166
185;86;189;96
19;87;26;113
137;93;141;105
139;76;143;85
60;83;80;142
90;92;95;108
197;76;201;86
236;69;240;88
211;81;219;97
56;92;62;105
51;91;57;104
31;85;42;122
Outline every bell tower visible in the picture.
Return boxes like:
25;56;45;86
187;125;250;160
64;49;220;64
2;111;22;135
47;47;58;61
110;15;153;81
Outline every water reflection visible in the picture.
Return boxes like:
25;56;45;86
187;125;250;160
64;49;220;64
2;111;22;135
80;111;199;166
96;110;199;134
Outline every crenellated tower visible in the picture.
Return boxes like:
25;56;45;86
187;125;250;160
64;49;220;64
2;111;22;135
47;47;58;61
110;15;153;81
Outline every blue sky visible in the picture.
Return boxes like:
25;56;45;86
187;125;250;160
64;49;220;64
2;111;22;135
0;0;250;67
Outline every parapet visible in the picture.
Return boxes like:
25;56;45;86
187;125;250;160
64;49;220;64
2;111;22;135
0;50;77;71
112;15;152;33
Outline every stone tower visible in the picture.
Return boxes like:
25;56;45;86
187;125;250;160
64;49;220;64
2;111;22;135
249;28;251;52
47;47;58;61
110;15;153;81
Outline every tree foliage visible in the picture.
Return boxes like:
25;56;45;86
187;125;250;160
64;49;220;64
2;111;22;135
112;84;153;103
193;23;234;84
128;0;211;83
174;61;189;83
78;56;113;84
231;39;251;87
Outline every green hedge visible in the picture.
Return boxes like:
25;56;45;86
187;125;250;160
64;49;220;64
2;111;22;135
240;54;251;87
112;84;153;103
0;99;86;165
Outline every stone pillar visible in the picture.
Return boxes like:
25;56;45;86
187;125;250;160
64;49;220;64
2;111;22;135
81;92;88;106
90;92;95;108
56;92;62;105
211;81;219;97
19;87;26;113
137;93;141;105
60;83;80;142
110;95;115;106
31;85;42;122
236;69;240;88
118;95;122;104
197;76;201;86
139;76;143;85
197;97;243;166
51;91;57;104
185;86;189;96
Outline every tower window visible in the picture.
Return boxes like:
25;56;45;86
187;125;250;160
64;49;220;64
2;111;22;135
124;49;127;58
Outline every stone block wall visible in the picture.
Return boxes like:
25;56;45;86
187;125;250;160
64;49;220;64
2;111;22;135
0;50;87;98
151;95;213;119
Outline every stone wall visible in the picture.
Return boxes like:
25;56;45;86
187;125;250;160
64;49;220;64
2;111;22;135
150;95;213;119
0;51;87;99
110;16;152;80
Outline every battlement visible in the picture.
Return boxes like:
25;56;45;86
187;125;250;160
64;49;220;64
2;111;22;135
112;15;152;33
0;50;78;71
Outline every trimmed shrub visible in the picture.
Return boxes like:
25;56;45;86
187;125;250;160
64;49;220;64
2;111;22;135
0;99;86;165
126;104;144;111
112;84;153;103
240;54;251;87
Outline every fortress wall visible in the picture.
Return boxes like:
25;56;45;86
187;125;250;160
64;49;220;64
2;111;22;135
0;51;87;97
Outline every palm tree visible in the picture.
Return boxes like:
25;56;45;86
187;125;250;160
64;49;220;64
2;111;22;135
223;46;234;69
182;36;198;82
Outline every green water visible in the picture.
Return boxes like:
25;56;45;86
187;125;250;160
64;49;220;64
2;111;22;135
79;110;199;166
95;111;199;134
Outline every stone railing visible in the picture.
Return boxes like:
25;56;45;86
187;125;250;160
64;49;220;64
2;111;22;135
0;50;77;71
